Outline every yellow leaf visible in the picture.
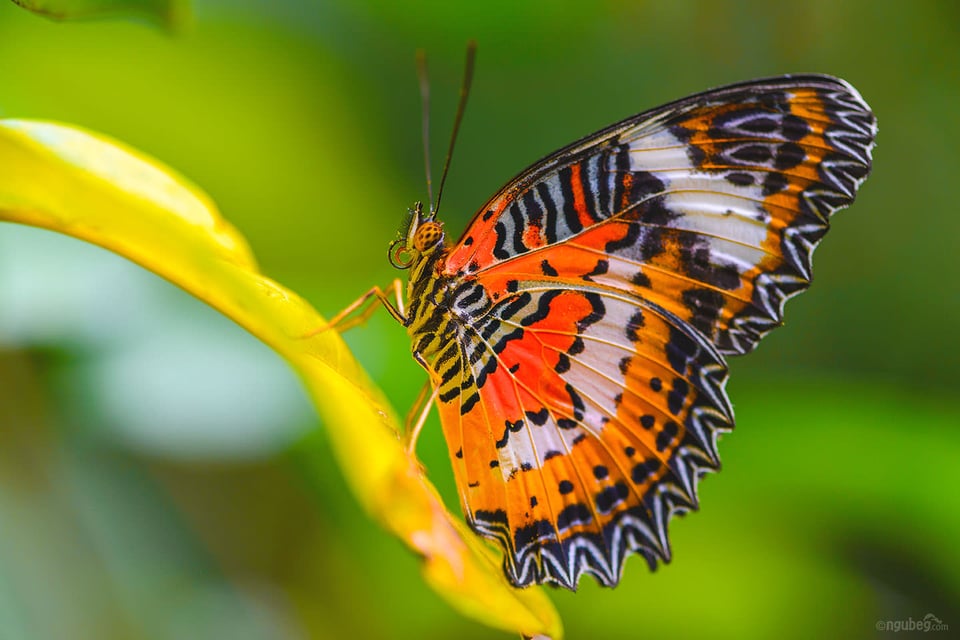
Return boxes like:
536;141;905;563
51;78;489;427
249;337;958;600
0;119;563;640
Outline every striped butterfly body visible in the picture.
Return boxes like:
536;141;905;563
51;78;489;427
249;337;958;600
389;75;875;589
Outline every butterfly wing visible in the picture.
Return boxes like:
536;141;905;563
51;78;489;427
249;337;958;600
435;75;875;588
445;74;876;354
435;286;732;588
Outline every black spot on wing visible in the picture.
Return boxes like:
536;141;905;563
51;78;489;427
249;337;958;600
474;355;499;388
460;391;480;415
493;327;523;354
667;377;689;414
625;310;645;342
433;344;462;381
762;171;789;196
438;386;459;402
596;146;616;217
457;284;485;309
604;219;641;253
679;236;741;291
514;519;554;551
655;420;680;452
629;171;667;204
558;165;583;235
582;259;609;282
774;142;805;170
508;202;528;255
731;144;772;165
568;336;585;356
577;157;601;222
611;142;631;209
537;182;559;245
631;271;651;288
521;189;544;229
526;408;549;426
665;325;699;374
494;292;533;324
595;482;629;514
493;221;510;260
734;112;779;135
725;171;755;186
474;508;507;524
575;292;605;333
541;259;558;277
496;418;525;449
609;205;674;261
631;458;660;484
781;114;811;141
565;383;585;420
520;291;561;327
681;287;725;338
557;503;593;530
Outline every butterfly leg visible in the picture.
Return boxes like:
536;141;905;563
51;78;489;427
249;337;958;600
303;279;406;337
404;379;440;455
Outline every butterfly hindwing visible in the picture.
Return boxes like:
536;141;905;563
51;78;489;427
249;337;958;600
424;75;874;588
435;286;732;587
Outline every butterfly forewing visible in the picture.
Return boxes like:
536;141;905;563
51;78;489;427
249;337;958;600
445;75;875;354
416;75;875;588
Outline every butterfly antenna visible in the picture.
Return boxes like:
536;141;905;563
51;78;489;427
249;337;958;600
433;40;477;216
416;49;435;214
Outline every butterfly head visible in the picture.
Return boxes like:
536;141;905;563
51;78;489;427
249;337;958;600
389;201;446;269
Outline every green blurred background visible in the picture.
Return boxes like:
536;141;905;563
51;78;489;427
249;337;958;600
1;1;958;638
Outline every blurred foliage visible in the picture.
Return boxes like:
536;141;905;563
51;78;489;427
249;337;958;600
8;0;189;27
0;0;958;639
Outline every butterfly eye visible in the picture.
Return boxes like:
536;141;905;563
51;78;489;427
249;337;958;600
388;239;415;269
413;221;444;252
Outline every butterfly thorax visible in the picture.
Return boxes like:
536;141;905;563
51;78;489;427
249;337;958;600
403;223;457;357
401;216;497;411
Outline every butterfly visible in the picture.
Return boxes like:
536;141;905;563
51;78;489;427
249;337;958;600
342;65;876;589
